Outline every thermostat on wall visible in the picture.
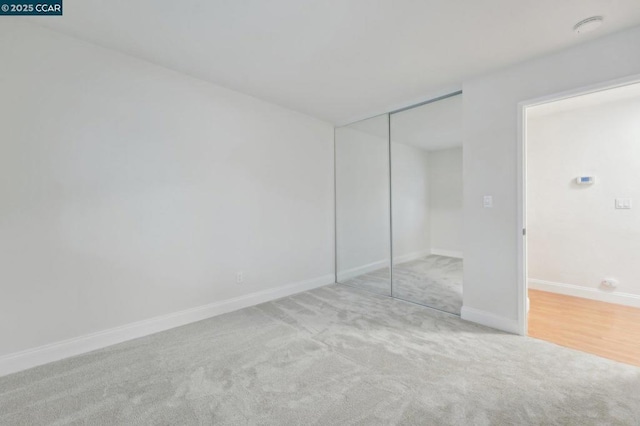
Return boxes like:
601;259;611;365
576;176;595;185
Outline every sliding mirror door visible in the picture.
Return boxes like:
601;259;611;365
390;94;463;314
335;114;391;296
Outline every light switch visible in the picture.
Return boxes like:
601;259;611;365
615;198;632;209
483;195;493;208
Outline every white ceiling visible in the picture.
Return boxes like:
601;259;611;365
32;0;640;124
528;81;640;118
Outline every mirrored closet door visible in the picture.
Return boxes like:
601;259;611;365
335;114;391;296
390;93;464;314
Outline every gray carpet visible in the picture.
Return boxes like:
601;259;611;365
1;284;639;425
340;265;392;297
341;255;463;315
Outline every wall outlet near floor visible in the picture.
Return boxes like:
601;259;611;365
601;278;618;289
236;271;244;284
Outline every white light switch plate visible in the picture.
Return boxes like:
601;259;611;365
615;198;632;209
483;195;493;208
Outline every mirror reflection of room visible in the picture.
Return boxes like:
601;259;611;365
335;114;391;296
390;94;463;314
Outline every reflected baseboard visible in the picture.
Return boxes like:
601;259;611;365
393;249;431;265
430;248;463;259
338;249;463;282
337;259;388;282
338;249;433;282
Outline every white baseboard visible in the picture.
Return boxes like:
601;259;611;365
461;306;520;334
337;259;388;282
338;250;434;282
393;249;431;265
528;279;640;308
430;248;463;259
338;249;462;281
0;274;335;378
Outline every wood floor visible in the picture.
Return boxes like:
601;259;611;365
528;289;640;367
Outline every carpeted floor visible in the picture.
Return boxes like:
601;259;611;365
393;256;462;315
341;255;463;315
1;284;639;425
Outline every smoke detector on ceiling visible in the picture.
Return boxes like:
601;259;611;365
573;16;604;34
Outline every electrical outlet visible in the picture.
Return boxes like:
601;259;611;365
236;272;244;284
483;195;493;208
601;278;618;289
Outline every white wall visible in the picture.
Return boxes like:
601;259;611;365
0;22;334;361
462;25;640;333
335;122;390;277
428;147;463;256
392;143;431;262
527;95;640;303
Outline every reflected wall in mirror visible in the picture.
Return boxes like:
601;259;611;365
390;94;463;314
335;114;391;296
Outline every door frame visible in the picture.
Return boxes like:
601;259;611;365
516;72;640;336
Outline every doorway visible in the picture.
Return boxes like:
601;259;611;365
519;77;640;366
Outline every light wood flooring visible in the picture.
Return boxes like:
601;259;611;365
528;289;640;367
